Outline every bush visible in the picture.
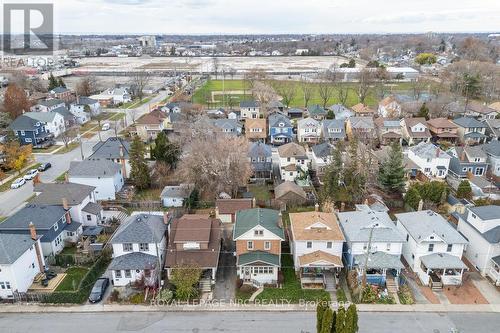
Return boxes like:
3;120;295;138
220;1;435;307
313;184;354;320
157;289;173;302
128;293;145;304
397;285;415;305
239;284;256;294
360;285;378;303
236;278;243;289
336;288;347;302
109;290;120;303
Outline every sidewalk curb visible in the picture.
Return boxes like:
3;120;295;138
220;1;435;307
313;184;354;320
0;303;499;314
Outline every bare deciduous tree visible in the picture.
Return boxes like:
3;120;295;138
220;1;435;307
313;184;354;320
271;80;297;108
76;76;99;96
60;127;79;148
130;71;151;101
252;81;277;116
212;57;220;79
300;78;314;108
356;69;374;104
318;81;334;108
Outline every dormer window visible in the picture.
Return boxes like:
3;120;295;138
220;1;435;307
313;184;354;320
278;123;284;127
54;223;58;232
428;244;434;252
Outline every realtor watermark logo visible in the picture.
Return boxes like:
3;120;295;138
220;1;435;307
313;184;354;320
2;3;54;54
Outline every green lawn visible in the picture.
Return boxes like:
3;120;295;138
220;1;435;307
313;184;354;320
248;184;272;201
193;79;429;109
54;142;79;154
32;145;62;154
55;172;67;182
55;267;89;291
255;254;331;303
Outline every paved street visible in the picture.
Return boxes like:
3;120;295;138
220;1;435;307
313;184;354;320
0;311;498;332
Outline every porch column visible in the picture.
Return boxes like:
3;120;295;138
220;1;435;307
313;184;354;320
212;268;216;280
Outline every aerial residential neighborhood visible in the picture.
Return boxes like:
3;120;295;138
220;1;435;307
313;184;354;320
0;1;499;332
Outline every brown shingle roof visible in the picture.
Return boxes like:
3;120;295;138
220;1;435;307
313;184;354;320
278;142;307;158
404;117;431;138
172;215;212;243
427;118;458;129
274;181;307;200
298;250;343;267
136;110;166;125
351;103;375;114
289;211;345;241
216;199;253;215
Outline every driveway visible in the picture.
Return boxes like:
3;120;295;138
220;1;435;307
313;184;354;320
213;223;236;301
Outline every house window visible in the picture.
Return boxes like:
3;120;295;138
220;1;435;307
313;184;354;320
115;270;122;278
447;244;453;252
264;241;271;250
25;138;32;143
306;241;312;249
424;167;431;173
86;215;92;221
472;213;477;219
254;230;264;236
139;243;149;251
327;242;332;249
124;270;131;278
21;130;25;136
406;234;409;241
428;244;434;252
475;167;484;176
363;243;368;250
247;241;254;250
386;243;391;251
123;243;133;252
0;282;4;289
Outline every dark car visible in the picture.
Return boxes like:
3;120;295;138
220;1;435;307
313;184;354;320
38;163;52;172
88;277;109;303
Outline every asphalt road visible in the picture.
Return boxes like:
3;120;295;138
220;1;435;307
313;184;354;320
0;311;498;333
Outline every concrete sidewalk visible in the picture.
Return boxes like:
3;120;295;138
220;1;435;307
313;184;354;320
0;303;499;314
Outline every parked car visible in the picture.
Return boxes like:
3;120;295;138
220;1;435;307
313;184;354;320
38;163;52;172
10;177;26;189
101;122;110;131
88;277;109;303
24;169;39;180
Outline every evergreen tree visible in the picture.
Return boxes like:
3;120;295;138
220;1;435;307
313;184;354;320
343;138;366;204
417;102;430;120
378;142;406;193
48;73;58;90
335;307;346;333
456;180;472;200
326;110;335;119
185;188;200;210
316;302;327;333
151;131;181;168
404;186;422;210
320;141;344;204
321;307;334;333
129;135;151;190
345;304;359;333
330;310;337;333
57;77;66;88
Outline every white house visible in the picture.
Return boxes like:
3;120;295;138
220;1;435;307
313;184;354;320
396;210;468;288
277;142;309;182
68;160;124;201
160;184;193;207
406;142;451;179
91;87;131;105
481;141;500;178
23;111;66;138
401;117;431;146
30;99;65;113
457;205;500;286
297;117;320;143
0;229;45;299
378;96;402;118
289;210;344;289
310;142;334;176
239;101;261;119
337;205;405;286
109;214;167;287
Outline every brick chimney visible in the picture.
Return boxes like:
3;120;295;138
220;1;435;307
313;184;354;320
62;197;72;224
417;199;424;211
29;222;44;273
119;145;127;178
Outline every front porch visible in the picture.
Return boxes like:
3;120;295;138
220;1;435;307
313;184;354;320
419;253;467;289
297;250;343;290
237;251;280;287
353;252;404;287
486;256;500;286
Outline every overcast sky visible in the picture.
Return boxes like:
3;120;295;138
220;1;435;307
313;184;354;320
7;0;500;34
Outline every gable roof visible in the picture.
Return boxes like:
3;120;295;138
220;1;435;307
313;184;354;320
404;117;431;138
351;103;375;114
68;160;121;178
467;101;497;115
248;141;272;158
0;204;66;231
109;252;158;270
240;100;259;108
348;116;374;129
89;137;131;160
298;250;343;267
237;251;280;266
379;96;398;107
110;214;166;244
453;117;486;129
213;118;242;130
468;205;500;221
23;111;61;123
160;184;193;199
307;104;327;116
216;199;253;215
38;99;64;107
278;142;307;158
426;118;458;129
136;110;166;125
289;211;344;241
32;183;95;206
396;210;467;244
481;140;500;157
51;87;70;94
274;181;307;200
172;215;213;243
9;115;42;131
234;208;284;239
409;142;450;160
245;118;266;128
268;113;292;128
75;96;98;105
0;233;37;265
311;142;333;158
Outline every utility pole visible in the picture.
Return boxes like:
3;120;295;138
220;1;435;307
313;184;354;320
78;130;84;160
362;223;378;287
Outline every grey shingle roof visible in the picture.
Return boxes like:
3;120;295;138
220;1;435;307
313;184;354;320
109;252;159;270
68;160;121;178
321;119;345;139
248;142;272;158
453;117;486;128
110;214;166;244
482;226;500;244
311;142;333;158
338;209;405;243
353;252;404;270
51;87;70;94
349;117;374;129
409;142;450;160
82;202;102;215
75;97;98;105
481;140;500;157
468;205;500;221
0;233;37;264
9;115;41;131
89;137;131;160
234;208;284;239
0;204;66;231
39;99;64;107
23;111;60;123
160;184;193;198
240;100;259;108
420;253;466;269
396;210;467;244
33;183;95;206
268;113;292;128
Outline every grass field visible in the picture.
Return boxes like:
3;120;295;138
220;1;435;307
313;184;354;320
193;79;422;108
56;267;89;291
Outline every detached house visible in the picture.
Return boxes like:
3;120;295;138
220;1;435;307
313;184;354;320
135;110;166;141
109;214;167;287
374;118;402;145
289;210;345;289
447;146;488;178
338;205;405;286
401;117;431;146
248;141;273;179
49;87;73;103
0;229;45;299
396;210;468;288
245;118;267;140
0;204;81;256
453;117;487;145
68;160;124;200
330;104;354;121
31;99;65;113
166;215;221;281
234;208;285;286
268;113;293;145
278;142;309;182
465;101;497;120
240;101;261;119
427;118;459;143
215;198;254;224
297;117;320;143
378;96;402;118
23;111;66;138
88;137;131;178
213;119;243;137
481;141;500;178
311;142;334;176
9;115;55;148
307;104;327;120
351;103;375;117
346;117;375;142
321;119;345;142
484;119;500;141
407;142;451;179
457;205;500;286
160;184;193;207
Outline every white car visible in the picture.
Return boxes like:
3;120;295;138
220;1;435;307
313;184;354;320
101;123;110;131
10;177;26;189
24;169;39;180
